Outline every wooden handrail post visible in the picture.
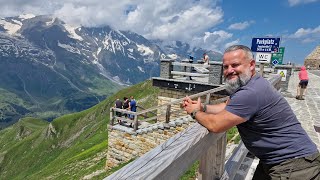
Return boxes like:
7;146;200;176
259;63;264;77
133;115;138;131
110;108;114;125
165;105;171;123
205;93;211;104
198;133;226;180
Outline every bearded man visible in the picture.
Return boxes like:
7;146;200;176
183;45;320;179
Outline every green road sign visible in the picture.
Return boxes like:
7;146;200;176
271;47;285;65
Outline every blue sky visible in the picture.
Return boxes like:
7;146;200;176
219;0;320;64
0;0;319;64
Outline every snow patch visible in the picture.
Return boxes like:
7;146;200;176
103;35;114;53
18;14;35;20
128;54;136;59
137;44;154;56
92;53;98;63
138;66;145;73
167;54;178;59
46;18;55;26
63;24;83;41
97;47;102;56
57;41;80;54
127;48;133;53
0;19;21;35
12;20;22;26
115;29;131;43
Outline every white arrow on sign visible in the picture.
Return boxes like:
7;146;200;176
255;52;271;63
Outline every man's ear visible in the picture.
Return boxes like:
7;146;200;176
249;60;255;71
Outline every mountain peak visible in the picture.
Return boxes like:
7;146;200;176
18;14;36;20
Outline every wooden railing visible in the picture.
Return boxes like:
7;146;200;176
110;85;228;131
171;62;210;80
106;75;282;180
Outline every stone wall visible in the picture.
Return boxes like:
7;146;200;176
304;46;320;70
160;59;174;79
208;61;223;85
106;116;196;169
305;59;320;70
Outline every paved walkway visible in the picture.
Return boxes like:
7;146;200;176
286;70;320;150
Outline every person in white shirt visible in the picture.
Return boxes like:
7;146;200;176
202;53;209;65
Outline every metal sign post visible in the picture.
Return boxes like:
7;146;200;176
271;47;285;65
255;52;272;77
251;37;282;76
259;63;264;76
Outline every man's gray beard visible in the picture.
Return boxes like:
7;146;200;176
225;71;252;94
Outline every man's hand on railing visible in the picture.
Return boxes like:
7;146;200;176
182;96;201;116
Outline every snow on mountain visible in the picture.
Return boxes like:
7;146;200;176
0;14;221;86
45;17;56;26
167;54;178;59
0;19;21;35
154;40;222;61
57;41;81;54
0;14;223;129
62;24;83;41
18;14;36;20
137;44;154;56
138;66;145;73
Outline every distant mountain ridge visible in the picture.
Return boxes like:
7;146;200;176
0;14;222;129
154;40;222;61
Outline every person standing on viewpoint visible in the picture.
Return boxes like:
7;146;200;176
122;97;130;118
129;96;137;127
202;53;209;65
183;45;320;179
114;98;123;124
296;66;309;100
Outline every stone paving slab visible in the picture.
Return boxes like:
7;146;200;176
286;71;320;150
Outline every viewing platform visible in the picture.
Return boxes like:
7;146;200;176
106;59;320;179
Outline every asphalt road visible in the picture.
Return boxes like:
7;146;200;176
309;70;320;76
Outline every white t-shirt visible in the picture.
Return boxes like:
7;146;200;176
203;55;209;65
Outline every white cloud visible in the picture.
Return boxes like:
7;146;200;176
301;38;316;43
228;21;254;30
0;0;238;51
191;30;234;51
288;0;319;6
224;39;240;49
289;26;320;38
284;25;320;43
0;0;59;17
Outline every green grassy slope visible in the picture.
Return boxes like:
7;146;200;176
0;72;123;130
0;80;159;179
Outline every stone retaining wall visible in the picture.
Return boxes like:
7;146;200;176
106;116;196;169
304;46;320;70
